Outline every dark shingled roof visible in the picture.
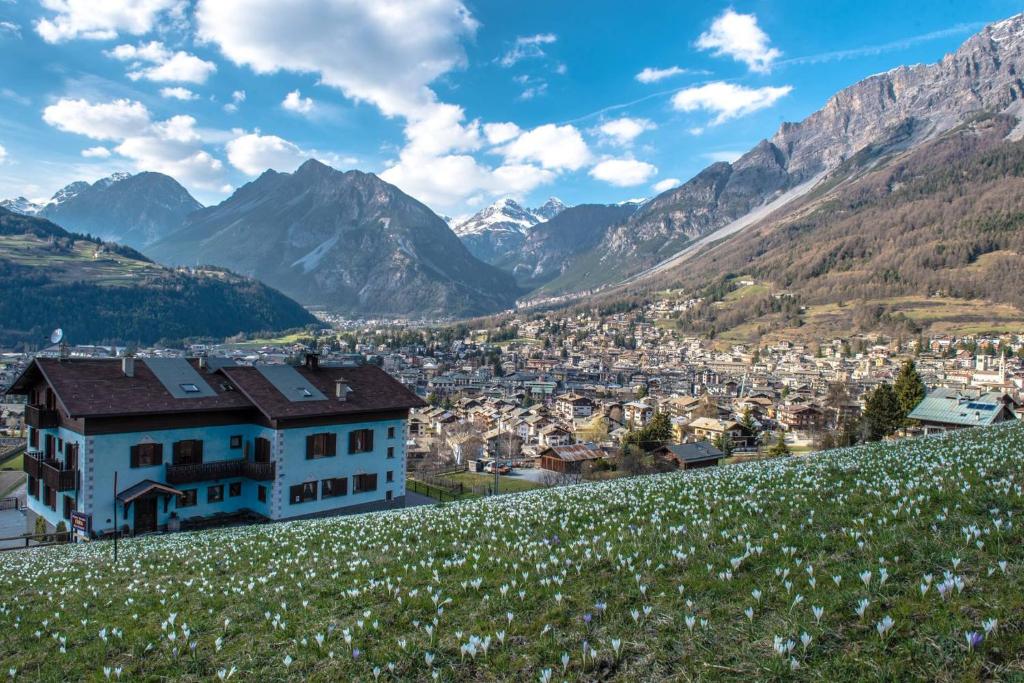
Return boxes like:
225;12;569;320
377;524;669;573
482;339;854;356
10;358;251;418
220;364;426;420
7;358;425;420
656;442;725;463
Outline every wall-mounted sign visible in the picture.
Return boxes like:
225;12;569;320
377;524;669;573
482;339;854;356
70;511;91;533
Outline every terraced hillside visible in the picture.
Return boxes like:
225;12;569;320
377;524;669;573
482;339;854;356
2;425;1023;680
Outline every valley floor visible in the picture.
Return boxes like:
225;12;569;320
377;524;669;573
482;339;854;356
1;425;1023;680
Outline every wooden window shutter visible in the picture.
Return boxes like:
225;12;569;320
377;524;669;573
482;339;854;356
193;440;203;463
130;445;140;468
327;433;337;456
306;435;315;458
153;443;164;466
366;430;374;452
348;431;356;454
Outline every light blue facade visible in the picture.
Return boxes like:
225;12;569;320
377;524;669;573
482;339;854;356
26;417;407;536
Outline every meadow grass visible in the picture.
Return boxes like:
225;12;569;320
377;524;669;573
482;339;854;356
2;424;1023;681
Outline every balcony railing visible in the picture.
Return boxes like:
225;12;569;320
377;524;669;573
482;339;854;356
24;452;78;491
25;405;59;429
23;451;41;478
166;459;276;484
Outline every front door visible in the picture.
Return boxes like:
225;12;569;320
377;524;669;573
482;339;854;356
134;497;158;534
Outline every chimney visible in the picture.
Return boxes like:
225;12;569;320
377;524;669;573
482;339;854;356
122;356;135;378
304;352;320;371
198;356;207;370
335;380;351;401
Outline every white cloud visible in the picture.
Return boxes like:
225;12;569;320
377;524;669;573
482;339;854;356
381;154;553;210
281;89;315;115
226;133;307;175
43;98;151;140
483;122;520;145
635;66;686;83
0;21;21;38
196;0;477;120
42;97;225;189
160;86;196;100
653;177;680;193
598;117;655;146
0;144;6;164
499;33;557;67
671;82;792;125
35;0;184;43
590;158;658;187
110;41;217;84
696;9;780;73
499;124;591;171
703;150;744;163
81;146;112;158
223;89;245;113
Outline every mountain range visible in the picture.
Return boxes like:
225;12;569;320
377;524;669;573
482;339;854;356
6;13;1024;329
147;160;519;318
2;171;202;250
0;207;315;348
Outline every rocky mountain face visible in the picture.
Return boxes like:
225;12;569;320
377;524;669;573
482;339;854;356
0;207;315;348
549;13;1024;294
453;197;568;264
497;203;639;288
32;172;203;250
148;159;520;318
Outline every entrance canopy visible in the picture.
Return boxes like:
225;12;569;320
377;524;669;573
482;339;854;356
116;480;183;505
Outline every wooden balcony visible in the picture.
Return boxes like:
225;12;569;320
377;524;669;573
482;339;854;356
23;451;41;478
166;459;276;485
25;452;78;491
25;405;59;429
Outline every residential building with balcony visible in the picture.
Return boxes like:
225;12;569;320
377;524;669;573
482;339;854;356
6;353;424;537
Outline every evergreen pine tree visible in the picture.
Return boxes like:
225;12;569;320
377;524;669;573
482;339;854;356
862;383;903;441
893;359;926;420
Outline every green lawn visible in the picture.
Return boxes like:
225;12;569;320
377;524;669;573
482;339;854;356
2;425;1024;680
447;471;543;494
0;452;23;472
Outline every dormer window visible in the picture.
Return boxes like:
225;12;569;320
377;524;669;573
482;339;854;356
298;387;313;398
180;383;200;393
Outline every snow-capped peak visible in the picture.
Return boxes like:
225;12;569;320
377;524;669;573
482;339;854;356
532;196;568;221
0;196;44;215
94;171;132;188
453;197;540;236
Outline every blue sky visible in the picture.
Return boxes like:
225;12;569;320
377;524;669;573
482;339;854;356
0;0;1021;217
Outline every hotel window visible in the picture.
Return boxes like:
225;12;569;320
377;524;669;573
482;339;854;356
172;439;204;465
207;484;224;503
387;446;395;459
387;426;396;439
29;428;38;449
27;476;38;499
257;485;267;503
62;495;73;520
229;482;242;497
178;489;198;508
254;437;272;463
321;477;348;498
306;433;337;459
229;435;242;449
290;482;318;504
130;443;163;468
348;429;374;454
386;470;394;483
386;490;393;501
353;473;378;494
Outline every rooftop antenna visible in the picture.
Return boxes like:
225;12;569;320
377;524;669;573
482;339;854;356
46;327;70;360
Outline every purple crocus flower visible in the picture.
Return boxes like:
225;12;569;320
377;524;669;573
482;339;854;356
582;613;592;625
353;647;361;659
966;631;983;650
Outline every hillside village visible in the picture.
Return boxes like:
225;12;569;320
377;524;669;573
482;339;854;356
5;287;1021;493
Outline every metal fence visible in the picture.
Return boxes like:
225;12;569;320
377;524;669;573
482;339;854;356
0;496;20;511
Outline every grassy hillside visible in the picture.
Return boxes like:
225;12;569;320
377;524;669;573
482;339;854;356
660;115;1024;341
2;425;1023;680
0;208;317;348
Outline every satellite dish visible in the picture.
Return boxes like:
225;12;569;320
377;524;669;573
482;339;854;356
50;328;64;345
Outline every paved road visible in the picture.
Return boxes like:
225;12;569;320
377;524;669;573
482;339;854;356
0;482;28;549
